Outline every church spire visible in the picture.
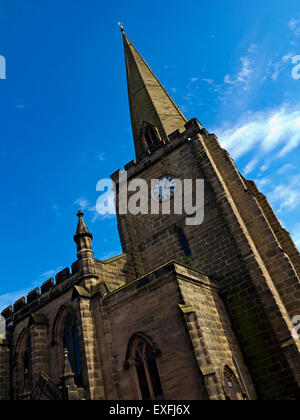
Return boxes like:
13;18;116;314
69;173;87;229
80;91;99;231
121;27;187;161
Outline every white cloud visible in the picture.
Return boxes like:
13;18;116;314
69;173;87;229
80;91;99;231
224;56;253;90
97;153;106;162
289;18;300;36
99;251;122;261
291;223;300;250
214;104;300;160
248;44;258;53
267;175;300;212
0;265;64;312
52;203;61;217
87;204;116;223
202;78;214;85
16;99;28;110
75;198;89;210
259;161;271;174
267;53;294;81
254;177;270;191
74;197;116;223
276;163;296;175
187;77;199;87
243;158;259;175
0;288;30;312
39;266;63;281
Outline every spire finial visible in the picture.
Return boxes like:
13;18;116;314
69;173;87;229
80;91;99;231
63;348;75;379
118;22;125;33
77;210;84;218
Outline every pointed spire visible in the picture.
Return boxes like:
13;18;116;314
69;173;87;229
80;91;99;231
75;210;92;238
63;348;75;380
74;210;93;260
121;29;187;161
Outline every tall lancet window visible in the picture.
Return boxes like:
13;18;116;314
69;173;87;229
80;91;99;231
145;125;159;148
63;313;82;386
133;338;164;400
178;228;192;257
23;336;31;382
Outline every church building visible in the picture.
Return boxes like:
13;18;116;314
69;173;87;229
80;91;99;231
0;28;299;400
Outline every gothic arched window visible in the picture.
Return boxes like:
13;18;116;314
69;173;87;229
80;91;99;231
223;366;245;400
15;329;32;397
132;338;164;400
140;122;161;153
144;125;159;148
63;312;82;386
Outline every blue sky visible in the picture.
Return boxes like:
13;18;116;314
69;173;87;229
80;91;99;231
0;0;299;311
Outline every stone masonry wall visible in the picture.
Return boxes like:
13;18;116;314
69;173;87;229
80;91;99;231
96;265;209;400
114;120;300;399
0;339;10;400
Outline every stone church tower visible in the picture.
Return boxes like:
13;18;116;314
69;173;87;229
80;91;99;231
0;28;299;400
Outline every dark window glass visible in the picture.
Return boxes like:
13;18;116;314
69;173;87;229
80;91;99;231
72;323;82;376
145;126;159;148
135;344;151;400
134;339;164;400
63;313;83;386
145;346;164;400
178;228;192;257
23;337;31;377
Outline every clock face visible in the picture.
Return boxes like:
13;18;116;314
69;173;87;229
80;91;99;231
153;176;176;201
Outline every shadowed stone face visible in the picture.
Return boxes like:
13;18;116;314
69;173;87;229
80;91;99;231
0;316;5;339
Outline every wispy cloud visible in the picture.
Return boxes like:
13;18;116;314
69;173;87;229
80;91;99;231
268;175;300;212
289;18;300;36
39;266;63;282
291;223;300;251
224;56;253;90
74;196;116;223
265;53;294;81
16;99;28;110
276;163;296;175
97;153;106;162
74;198;89;210
187;77;199;87
99;250;122;261
243;158;259;176
255;177;270;190
51;201;62;217
213;45;258;104
214;104;300;163
0;264;65;312
202;78;214;85
0;288;30;312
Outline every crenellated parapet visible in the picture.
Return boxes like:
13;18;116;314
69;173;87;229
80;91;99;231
1;266;78;324
111;118;203;184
